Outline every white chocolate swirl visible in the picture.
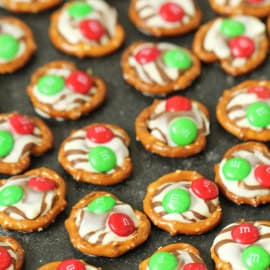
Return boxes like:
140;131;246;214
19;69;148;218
0;116;42;163
57;0;117;45
0;175;57;220
63;128;129;174
219;148;270;198
212;221;270;270
226;89;270;130
135;0;195;29
75;200;138;245
0;21;26;64
203;16;265;67
33;68;96;114
147;100;210;146
151;181;219;223
0;242;17;270
128;43;192;85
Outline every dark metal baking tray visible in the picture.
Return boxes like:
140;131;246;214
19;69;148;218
0;0;269;269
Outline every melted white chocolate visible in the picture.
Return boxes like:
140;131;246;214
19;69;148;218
128;43;191;85
135;0;195;29
75;200;138;245
152;181;219;223
212;221;270;270
33;67;96;113
63;128;129;174
147;100;210;146
0;117;42;163
203;16;265;67
0;175;57;220
57;0;117;45
0;22;26;64
219;149;270;198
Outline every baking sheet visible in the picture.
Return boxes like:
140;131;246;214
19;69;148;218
0;0;270;269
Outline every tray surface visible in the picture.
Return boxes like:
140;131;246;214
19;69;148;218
0;0;269;269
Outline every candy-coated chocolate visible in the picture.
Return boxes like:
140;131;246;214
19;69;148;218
162;188;191;214
0;130;14;158
0;247;12;270
28;176;56;192
108;213;136;237
231;223;259;244
220;19;245;37
247;86;270;99
165;96;192;112
163;49;191;69
148;252;178;270
9;114;34;135
66;71;93;94
169;117;198;146
241;245;270;270
86;125;114;144
135;47;161;65
37;75;65;96
0;185;24;206
68;2;93;19
254;165;270;188
79;19;105;41
222;157;251;181
246;0;264;3
0;34;19;61
191;178;219;200
87;195;116;214
229;36;255;58
88;146;116;172
246;102;270;128
183;263;207;270
57;259;86;270
159;2;185;23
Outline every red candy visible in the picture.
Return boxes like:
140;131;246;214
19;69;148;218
254;164;270;188
135;47;161;65
231;223;259;244
183;263;208;270
247;86;270;99
246;0;264;3
191;178;219;200
0;247;12;270
108;213;136;237
57;259;86;270
28;176;56;192
159;2;185;22
66;71;93;94
9;114;34;135
79;19;105;41
229;36;255;58
165;96;192;112
86;125;114;144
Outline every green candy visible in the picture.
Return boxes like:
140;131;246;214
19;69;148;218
149;252;178;270
242;245;270;270
0;34;19;61
222;157;251;181
169;117;198;146
163;49;192;70
87;195;116;214
88;146;116;172
220;19;245;37
0;185;24;206
37;75;64;96
68;2;93;18
162;188;191;214
246;102;270;128
0;131;14;158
